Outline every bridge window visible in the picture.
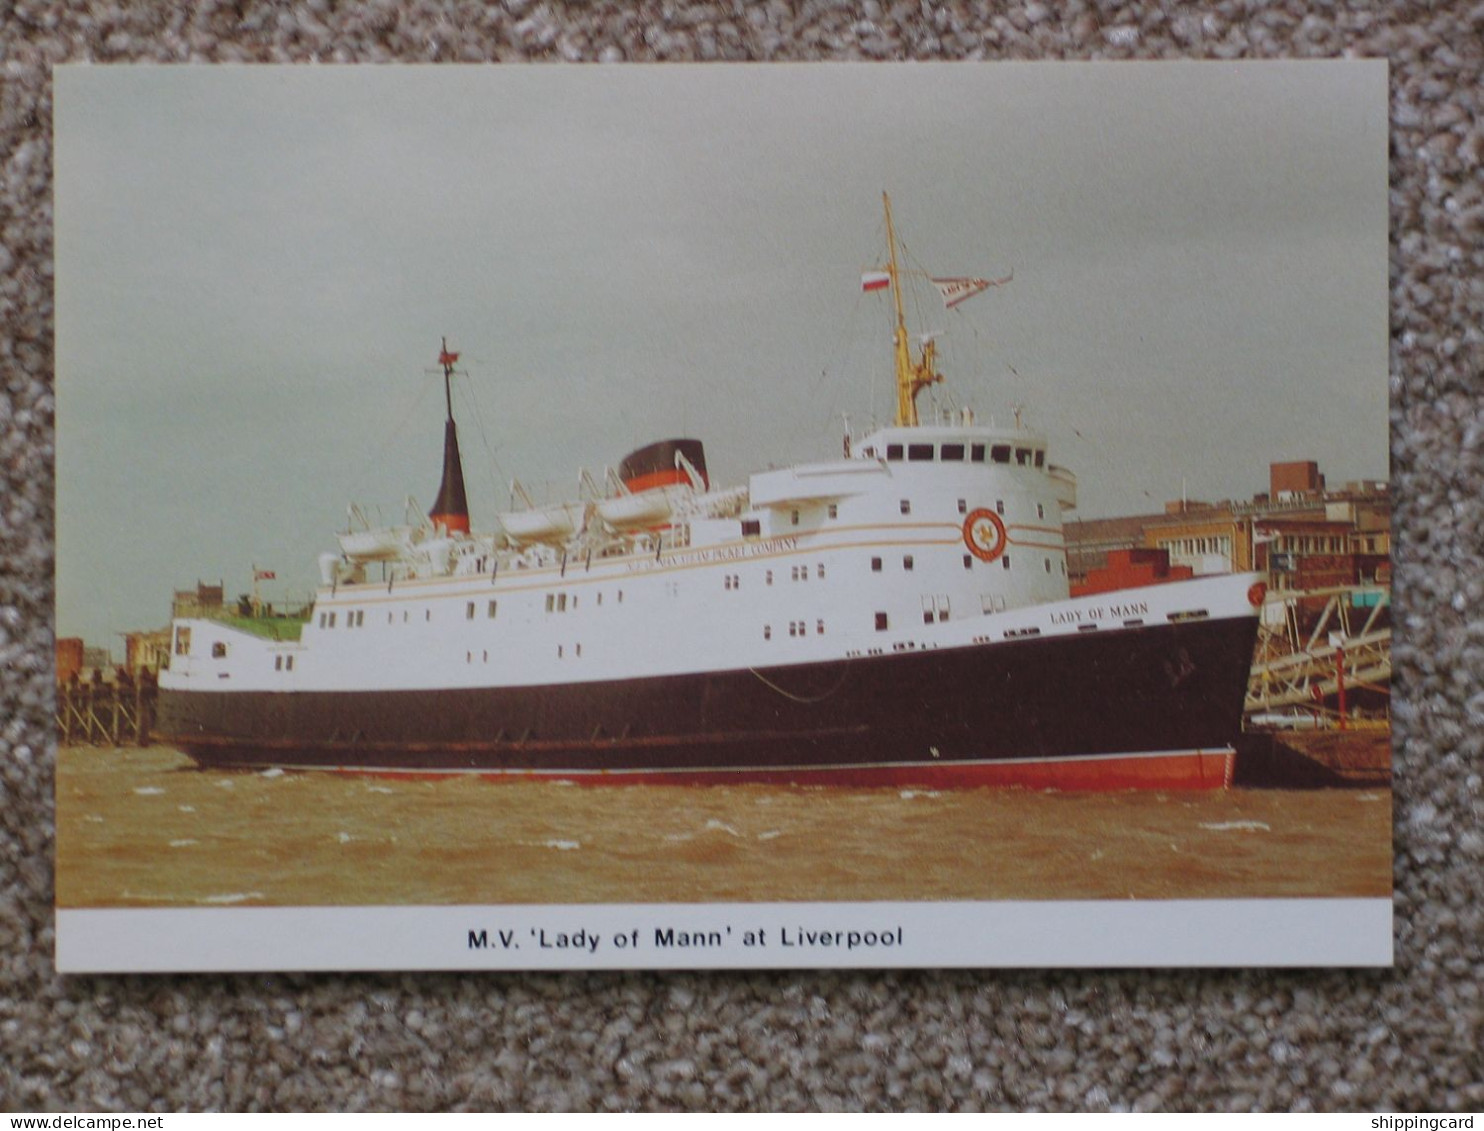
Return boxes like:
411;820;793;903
991;445;1011;463
1035;450;1045;468
941;443;965;461
1015;448;1032;466
886;444;904;461
908;444;934;461
971;444;986;463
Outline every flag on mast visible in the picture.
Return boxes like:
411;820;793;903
931;271;1012;309
861;271;891;293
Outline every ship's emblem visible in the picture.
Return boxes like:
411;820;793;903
963;508;1008;563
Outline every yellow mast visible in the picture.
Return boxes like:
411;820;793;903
884;192;941;428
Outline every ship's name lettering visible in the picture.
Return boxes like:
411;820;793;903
1051;599;1150;627
624;536;801;572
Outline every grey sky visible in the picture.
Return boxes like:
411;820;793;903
55;62;1388;649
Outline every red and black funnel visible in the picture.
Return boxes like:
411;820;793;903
428;339;471;534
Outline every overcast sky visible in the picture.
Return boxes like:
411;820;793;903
55;62;1388;649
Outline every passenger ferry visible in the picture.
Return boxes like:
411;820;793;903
155;197;1262;788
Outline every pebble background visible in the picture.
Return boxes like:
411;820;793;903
3;1;1481;1113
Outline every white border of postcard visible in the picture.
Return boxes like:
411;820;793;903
58;899;1392;973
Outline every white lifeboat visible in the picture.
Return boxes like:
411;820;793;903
498;501;586;546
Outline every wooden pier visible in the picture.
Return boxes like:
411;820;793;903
55;677;157;747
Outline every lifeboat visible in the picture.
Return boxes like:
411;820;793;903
498;501;586;545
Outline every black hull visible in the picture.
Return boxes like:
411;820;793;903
156;616;1258;787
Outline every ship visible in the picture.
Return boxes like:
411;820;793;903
155;196;1264;789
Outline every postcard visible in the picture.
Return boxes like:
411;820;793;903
53;62;1392;972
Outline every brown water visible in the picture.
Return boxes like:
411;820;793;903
55;746;1392;908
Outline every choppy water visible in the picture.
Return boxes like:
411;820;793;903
56;746;1392;908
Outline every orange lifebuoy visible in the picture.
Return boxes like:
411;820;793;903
963;508;1008;563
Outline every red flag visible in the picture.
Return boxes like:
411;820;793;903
861;271;891;293
254;569;276;581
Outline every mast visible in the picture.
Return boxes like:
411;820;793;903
884;192;942;428
428;337;471;535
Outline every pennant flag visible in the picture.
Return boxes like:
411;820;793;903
931;271;1013;309
254;569;277;581
861;271;891;293
438;347;460;367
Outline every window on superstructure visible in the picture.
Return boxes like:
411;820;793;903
546;594;555;613
318;613;326;629
766;570;773;585
942;444;965;461
991;445;1011;464
827;504;838;519
871;557;882;572
971;444;986;463
958;499;967;514
1036;503;1045;520
816;563;825;580
964;555;973;570
212;642;227;658
286;655;293;671
886;444;904;461
741;519;761;538
1044;558;1052;574
488;600;498;618
275;655;283;671
557;594;567;612
791;509;800;525
466;602;476;620
875;612;889;631
996;499;1005;515
908;444;933;461
903;555;914;571
1002;555;1011;571
764;625;772;640
900;500;911;515
1015;448;1032;466
817;619;825;635
328;613;336;628
357;610;364;627
1035;450;1045;468
938;596;949;622
425;610;431;621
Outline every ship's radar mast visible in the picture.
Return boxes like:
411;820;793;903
884;192;943;428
